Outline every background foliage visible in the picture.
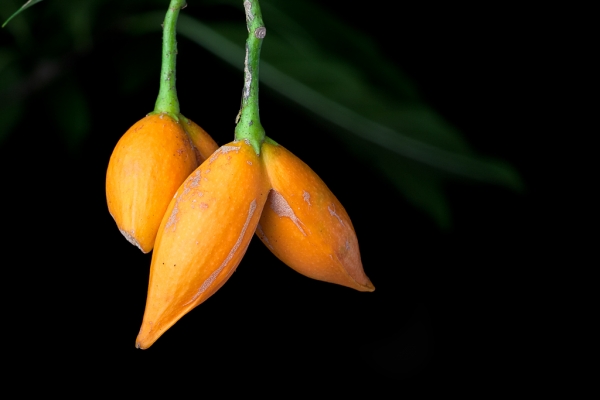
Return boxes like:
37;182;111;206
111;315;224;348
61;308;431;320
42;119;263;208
0;0;521;228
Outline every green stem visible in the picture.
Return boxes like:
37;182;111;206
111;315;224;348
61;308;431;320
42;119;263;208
234;0;266;154
153;0;187;118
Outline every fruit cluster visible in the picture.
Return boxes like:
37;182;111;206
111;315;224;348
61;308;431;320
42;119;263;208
105;0;373;349
107;123;373;348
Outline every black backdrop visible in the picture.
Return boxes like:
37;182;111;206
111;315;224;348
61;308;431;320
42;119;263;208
0;0;551;394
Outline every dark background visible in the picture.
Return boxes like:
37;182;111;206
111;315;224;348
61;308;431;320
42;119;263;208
0;0;555;393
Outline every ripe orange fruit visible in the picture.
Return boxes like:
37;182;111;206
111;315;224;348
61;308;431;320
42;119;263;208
257;141;374;292
179;114;218;162
135;140;270;349
106;113;218;253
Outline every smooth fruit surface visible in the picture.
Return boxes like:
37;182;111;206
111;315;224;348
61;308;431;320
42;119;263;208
179;114;219;162
257;142;374;292
136;140;270;349
106;114;200;253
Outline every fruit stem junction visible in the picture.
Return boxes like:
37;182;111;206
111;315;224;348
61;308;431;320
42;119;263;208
234;0;266;154
153;0;187;119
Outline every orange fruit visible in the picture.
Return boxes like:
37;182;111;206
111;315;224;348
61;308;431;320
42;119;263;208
135;140;270;349
106;113;218;253
179;114;218;162
257;141;374;292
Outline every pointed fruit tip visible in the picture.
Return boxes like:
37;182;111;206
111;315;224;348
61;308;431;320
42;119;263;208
119;228;150;253
135;337;149;350
364;281;375;292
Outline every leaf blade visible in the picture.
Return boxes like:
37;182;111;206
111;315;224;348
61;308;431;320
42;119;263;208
2;0;44;28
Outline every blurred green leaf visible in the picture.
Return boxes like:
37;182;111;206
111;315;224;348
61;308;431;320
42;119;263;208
0;0;522;228
61;0;98;51
126;1;522;226
2;0;43;28
49;77;90;153
380;158;452;230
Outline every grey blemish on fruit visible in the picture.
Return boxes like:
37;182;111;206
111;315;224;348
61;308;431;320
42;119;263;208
189;170;201;188
268;190;306;236
247;161;253;165
208;145;239;164
119;228;145;252
256;223;273;249
208;147;222;164
303;191;311;206
165;203;179;231
221;145;240;154
182;170;201;198
185;199;258;305
328;204;344;226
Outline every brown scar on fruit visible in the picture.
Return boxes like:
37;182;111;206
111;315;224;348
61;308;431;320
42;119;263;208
119;228;145;252
185;199;258;305
186;137;203;165
268;190;307;236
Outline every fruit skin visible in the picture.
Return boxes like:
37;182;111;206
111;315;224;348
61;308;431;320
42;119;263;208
106;113;218;253
179;114;219;162
135;140;270;349
257;141;374;292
